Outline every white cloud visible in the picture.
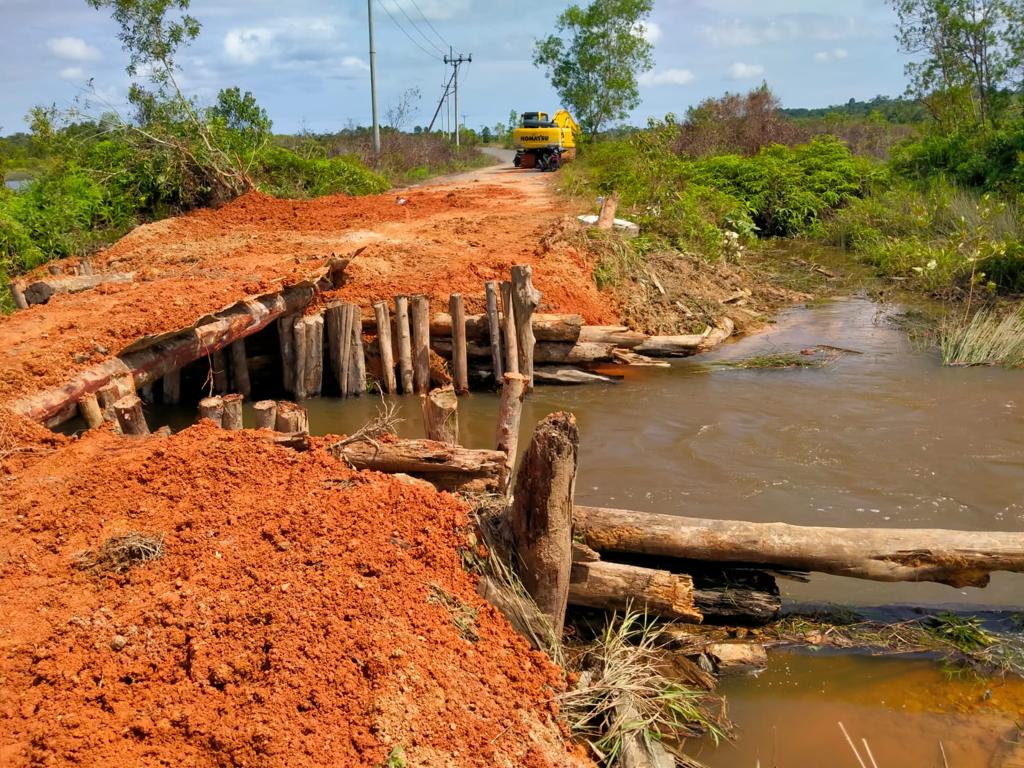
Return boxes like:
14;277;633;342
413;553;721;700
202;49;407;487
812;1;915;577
406;0;471;21
639;68;696;87
635;21;662;44
224;27;275;65
58;66;85;81
46;36;102;62
729;62;765;79
815;47;849;62
223;18;356;71
704;15;857;47
340;56;370;73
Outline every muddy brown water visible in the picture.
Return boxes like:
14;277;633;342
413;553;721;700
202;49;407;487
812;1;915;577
141;294;1024;763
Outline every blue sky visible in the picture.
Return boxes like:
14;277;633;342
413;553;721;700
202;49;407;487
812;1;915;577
1;0;909;136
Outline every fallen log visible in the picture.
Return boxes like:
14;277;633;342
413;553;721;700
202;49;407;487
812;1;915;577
22;272;135;305
534;367;616;385
434;339;618;364
329;438;504;493
578;325;647;348
633;333;706;357
416;312;583;344
574;505;1024;588
569;559;702;623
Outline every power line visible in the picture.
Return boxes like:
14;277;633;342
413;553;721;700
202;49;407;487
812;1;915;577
408;0;451;50
375;0;442;61
391;0;447;57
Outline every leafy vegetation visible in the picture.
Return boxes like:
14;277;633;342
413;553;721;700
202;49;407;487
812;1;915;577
939;309;1024;367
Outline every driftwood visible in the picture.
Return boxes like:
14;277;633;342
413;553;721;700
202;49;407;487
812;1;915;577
421;386;459;445
275;401;309;434
253;400;277;430
395;295;414;394
330;438;504;493
510;412;579;637
484;281;503;381
410;295;431;394
113;395;149;436
222;394;244;430
449;293;469;394
574;505;1024;589
511;266;541;387
228;339;251;398
199;396;225;426
373;301;397;394
569;559;702;623
495;372;528;494
499;281;519;375
22;272;135;305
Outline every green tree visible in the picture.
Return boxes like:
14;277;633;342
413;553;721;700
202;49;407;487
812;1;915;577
534;0;654;137
891;0;1024;128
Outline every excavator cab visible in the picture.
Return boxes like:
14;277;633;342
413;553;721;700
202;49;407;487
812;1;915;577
511;109;579;171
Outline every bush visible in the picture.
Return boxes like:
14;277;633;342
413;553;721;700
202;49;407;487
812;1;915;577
891;122;1024;194
257;147;388;198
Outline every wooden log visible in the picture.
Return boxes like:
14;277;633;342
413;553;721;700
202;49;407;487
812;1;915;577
78;393;104;429
420;312;583;344
222;394;244;430
348;304;366;397
410;295;431;395
510;412;579;637
499;281;519;375
330;439;503;493
534;367;616;385
495;372;528;494
578;325;648;348
9;281;28;310
298;313;324;399
211;349;229;395
113;395;150;436
421;386;459;445
199;396;225;427
395;295;414;394
228;339;251;398
21;272;134;305
162;368;181;405
633;334;706;357
484;281;503;382
373;301;397;394
434;339;618;365
597;192;620;230
275;401;309;434
511;266;541;388
568;560;702;622
253;400;277;430
574;505;1024;589
449;293;469;395
692;587;781;624
278;316;297;395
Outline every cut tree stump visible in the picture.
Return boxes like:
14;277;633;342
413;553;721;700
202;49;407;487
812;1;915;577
568;559;702;623
253;400;277;430
495;372;528;494
484;281;503;382
449;293;469;395
199;396;225;427
499;281;520;376
574;505;1024;588
421;386;459;445
113;395;150;436
275;401;309;434
222;394;244;430
395;295;414;394
596;192;620;230
511;266;541;388
373;301;397;394
510;412;579;638
78;393;104;429
410;295;431;394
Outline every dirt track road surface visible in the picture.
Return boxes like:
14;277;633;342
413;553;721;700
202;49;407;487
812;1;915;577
0;163;612;406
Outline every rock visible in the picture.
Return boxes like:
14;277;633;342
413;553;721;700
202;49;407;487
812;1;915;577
110;634;128;652
705;642;768;673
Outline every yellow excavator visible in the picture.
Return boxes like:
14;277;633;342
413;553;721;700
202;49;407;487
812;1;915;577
512;110;579;171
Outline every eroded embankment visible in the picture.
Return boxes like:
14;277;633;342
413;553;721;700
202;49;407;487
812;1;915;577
0;423;586;767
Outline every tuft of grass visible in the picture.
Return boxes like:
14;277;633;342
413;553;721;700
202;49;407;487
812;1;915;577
939;310;1024;367
713;346;845;370
560;609;729;766
75;532;165;574
926;613;994;653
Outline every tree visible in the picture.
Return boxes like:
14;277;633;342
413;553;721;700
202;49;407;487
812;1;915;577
891;0;1024;128
384;87;421;132
534;0;654;138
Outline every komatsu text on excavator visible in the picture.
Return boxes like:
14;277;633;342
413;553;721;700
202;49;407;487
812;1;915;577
511;110;579;171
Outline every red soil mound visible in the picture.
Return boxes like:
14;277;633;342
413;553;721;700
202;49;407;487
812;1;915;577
0;425;587;767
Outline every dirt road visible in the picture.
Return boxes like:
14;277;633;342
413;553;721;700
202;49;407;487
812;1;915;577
0;163;612;407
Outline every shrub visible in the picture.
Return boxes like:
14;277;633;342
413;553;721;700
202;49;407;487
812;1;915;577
257;147;388;198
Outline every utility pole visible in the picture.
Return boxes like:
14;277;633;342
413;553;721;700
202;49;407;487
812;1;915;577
367;0;381;156
443;49;472;147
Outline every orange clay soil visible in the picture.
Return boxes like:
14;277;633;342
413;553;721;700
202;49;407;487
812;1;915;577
0;167;615;407
0;423;590;767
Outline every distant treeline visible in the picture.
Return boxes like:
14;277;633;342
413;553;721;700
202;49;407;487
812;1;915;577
781;96;929;124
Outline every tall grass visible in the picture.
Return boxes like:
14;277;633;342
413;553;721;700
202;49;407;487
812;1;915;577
939;310;1024;367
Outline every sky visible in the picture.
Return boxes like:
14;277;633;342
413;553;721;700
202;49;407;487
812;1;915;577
0;0;910;136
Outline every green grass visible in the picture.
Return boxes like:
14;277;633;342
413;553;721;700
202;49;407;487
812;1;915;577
712;351;835;370
939;309;1024;367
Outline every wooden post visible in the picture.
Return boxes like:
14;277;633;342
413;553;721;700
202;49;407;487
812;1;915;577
395;295;414;394
291;316;308;400
499;281;520;376
222;394;244;430
325;302;353;397
212;349;229;395
373;301;397;394
199;396;225;427
9;281;28;310
348;305;366;397
421;386;459;445
485;281;503;384
511;266;541;388
229;339;251;398
596;191;620;230
253;400;277;430
275;401;309;434
78;393;104;429
449;293;469;395
410;295;431;394
278;316;296;396
301;313;324;399
113;395;150;436
78;256;93;276
162;368;181;405
495;372;528;494
509;412;579;638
